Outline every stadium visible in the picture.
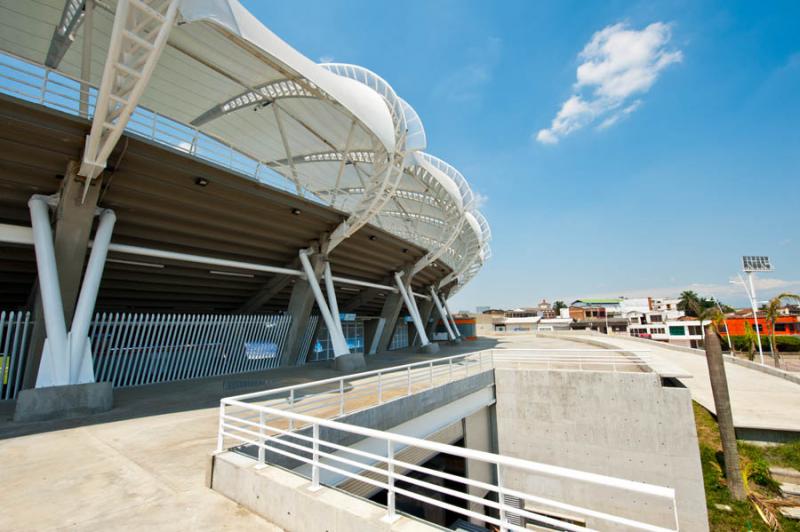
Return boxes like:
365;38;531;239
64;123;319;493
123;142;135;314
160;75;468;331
0;0;490;403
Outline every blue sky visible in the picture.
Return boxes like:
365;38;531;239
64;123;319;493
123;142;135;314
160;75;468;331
242;0;800;310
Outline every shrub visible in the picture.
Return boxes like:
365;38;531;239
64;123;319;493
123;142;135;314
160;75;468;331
728;335;800;353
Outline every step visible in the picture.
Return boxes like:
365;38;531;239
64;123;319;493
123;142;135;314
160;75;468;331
779;507;800;521
770;466;800;483
781;482;800;497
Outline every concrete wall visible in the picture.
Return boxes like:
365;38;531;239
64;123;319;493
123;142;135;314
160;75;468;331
211;452;437;532
462;406;496;524
493;369;708;531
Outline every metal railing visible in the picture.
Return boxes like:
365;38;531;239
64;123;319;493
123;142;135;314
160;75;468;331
223;350;492;422
0;311;32;399
492;348;654;373
222;348;657;423
0;51;308;198
218;349;678;531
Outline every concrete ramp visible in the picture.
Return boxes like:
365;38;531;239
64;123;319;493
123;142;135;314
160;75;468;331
294;387;494;487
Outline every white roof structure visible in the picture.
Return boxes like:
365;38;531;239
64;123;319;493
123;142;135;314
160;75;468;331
0;0;490;294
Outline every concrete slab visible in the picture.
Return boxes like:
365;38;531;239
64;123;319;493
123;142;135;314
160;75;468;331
0;335;594;530
14;381;112;422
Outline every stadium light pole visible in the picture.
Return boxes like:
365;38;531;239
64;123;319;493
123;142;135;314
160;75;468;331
736;256;773;365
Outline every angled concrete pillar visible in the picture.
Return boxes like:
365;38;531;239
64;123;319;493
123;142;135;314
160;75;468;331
23;162;102;390
341;286;383;313
237;267;296;313
375;291;404;353
413;299;434;347
279;252;325;367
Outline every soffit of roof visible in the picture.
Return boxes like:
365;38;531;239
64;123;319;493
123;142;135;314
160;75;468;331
0;1;395;161
179;0;396;153
464;211;483;246
411;152;464;212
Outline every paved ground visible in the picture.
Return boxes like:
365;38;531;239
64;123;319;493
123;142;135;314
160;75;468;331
2;336;590;532
556;334;800;434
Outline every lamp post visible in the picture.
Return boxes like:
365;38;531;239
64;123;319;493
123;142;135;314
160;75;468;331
736;256;773;365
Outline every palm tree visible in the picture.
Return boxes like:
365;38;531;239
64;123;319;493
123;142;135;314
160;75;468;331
763;293;800;368
690;301;746;500
678;290;701;316
743;321;757;361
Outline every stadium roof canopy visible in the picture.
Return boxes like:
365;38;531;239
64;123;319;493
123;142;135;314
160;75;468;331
0;0;490;300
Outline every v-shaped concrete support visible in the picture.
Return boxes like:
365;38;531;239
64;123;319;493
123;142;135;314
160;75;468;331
28;195;116;387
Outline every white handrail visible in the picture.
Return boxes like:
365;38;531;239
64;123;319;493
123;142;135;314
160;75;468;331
219;390;678;531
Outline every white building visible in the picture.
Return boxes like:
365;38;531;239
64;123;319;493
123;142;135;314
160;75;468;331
629;317;707;348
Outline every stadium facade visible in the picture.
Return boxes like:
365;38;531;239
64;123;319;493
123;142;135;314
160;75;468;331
0;0;490;411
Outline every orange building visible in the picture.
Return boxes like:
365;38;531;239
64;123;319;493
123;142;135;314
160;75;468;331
721;313;800;336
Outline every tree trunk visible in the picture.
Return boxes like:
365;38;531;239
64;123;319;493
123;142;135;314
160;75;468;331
770;327;781;368
704;324;746;500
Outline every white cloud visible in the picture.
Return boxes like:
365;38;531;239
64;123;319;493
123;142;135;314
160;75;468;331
597;100;642;130
318;55;335;63
536;22;681;144
473;192;489;209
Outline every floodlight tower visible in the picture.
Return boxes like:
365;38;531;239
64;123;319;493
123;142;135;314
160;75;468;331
741;256;773;365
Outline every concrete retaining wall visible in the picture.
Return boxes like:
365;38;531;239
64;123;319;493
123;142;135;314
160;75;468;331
211;452;437;531
493;369;708;531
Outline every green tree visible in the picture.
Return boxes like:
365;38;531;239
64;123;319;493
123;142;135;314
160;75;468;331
678;290;701;316
763;293;800;368
743;321;757;362
552;300;567;313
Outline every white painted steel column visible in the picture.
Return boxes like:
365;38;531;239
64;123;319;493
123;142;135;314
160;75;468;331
429;287;455;340
394;272;430;347
80;0;181;182
324;261;343;335
69;208;116;380
299;249;349;357
441;293;462;338
747;271;765;365
28;196;68;379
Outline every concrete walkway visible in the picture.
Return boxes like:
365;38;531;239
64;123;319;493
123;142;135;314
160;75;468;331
0;338;517;531
0;335;614;531
557;334;800;436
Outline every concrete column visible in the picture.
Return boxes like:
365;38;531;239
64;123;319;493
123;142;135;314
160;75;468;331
279;252;325;367
413;299;434;347
23;162;102;389
363;317;383;355
463;406;497;525
375;291;404;353
237;267;296;313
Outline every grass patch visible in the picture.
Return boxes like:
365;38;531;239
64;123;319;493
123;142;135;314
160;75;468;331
763;440;800;472
692;402;800;531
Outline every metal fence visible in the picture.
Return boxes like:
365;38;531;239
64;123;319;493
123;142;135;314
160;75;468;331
312;320;365;362
89;313;293;387
0;311;32;400
388;321;410;351
0;311;329;395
